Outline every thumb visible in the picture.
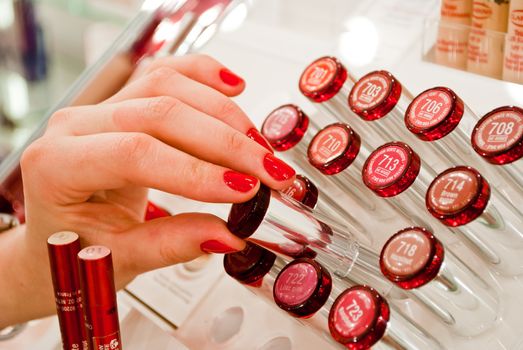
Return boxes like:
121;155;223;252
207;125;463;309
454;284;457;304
113;212;246;278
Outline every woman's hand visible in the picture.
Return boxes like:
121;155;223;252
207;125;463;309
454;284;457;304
0;54;295;327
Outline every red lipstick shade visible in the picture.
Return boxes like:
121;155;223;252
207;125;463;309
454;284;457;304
471;105;523;165
281;174;319;209
299;56;348;103
273;258;332;318
78;246;121;350
348;70;402;121
261;104;311;152
223;241;277;287
47;231;89;350
328;285;389;350
362;142;421;198
404;87;464;141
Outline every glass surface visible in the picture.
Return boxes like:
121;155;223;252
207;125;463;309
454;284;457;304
0;0;132;166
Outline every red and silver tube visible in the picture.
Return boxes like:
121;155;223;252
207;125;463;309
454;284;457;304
380;227;499;336
426;166;523;275
47;231;89;350
471;106;523;195
405;89;523;208
78;246;122;350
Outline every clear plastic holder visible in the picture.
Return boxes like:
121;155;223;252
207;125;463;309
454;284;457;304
300;56;465;174
275;122;403;246
380;227;499;336
227;184;360;277
423;19;510;81
281;174;368;240
426;166;523;275
360;138;522;276
471;106;523;199
405;88;523;214
225;245;442;350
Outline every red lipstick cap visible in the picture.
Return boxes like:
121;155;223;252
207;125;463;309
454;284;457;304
282;174;319;209
328;285;390;350
261;104;310;151
47;231;88;350
426;166;490;227
362;142;420;197
380;227;444;289
471;106;523;165
299;57;348;102
348;70;402;121
307;123;361;175
405;87;464;141
78;245;121;347
223;241;276;286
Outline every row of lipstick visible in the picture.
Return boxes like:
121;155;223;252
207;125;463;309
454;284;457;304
47;232;121;350
218;57;523;348
223;184;498;349
259;56;523;276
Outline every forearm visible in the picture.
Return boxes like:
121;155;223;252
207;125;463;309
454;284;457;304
0;224;55;328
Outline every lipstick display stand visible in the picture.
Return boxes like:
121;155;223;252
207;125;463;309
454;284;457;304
4;1;523;350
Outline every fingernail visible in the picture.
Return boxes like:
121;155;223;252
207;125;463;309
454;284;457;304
247;128;273;153
200;240;238;254
224;171;258;193
144;201;171;221
219;68;244;86
263;153;296;181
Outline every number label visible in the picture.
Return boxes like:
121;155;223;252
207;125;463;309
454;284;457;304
377;154;400;172
361;82;382;98
322;135;341;153
488;122;514;136
345;300;363;322
444;178;465;192
396;241;418;257
286;272;306;285
421;98;443;114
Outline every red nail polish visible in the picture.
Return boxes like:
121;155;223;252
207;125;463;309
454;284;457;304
247;128;274;152
263;153;296;181
200;240;238;254
224;171;258;192
144;201;171;221
219;68;244;86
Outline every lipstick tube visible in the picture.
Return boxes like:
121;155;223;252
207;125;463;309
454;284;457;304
328;285;443;350
299;56;353;106
261;104;320;153
227;184;359;277
226;184;419;309
380;227;498;336
306;122;402;220
362;142;522;273
225;247;442;349
47;231;89;350
78;246;122;350
426;166;523;275
282;174;368;238
405;88;523;206
223;241;278;287
471;106;523;192
262;119;376;245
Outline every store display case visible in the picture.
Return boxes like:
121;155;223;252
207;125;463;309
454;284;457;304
1;0;523;349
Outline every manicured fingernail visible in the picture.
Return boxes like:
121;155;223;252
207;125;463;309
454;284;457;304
224;171;258;192
200;240;238;254
263;153;296;181
144;201;171;221
219;68;244;86
247;128;273;152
